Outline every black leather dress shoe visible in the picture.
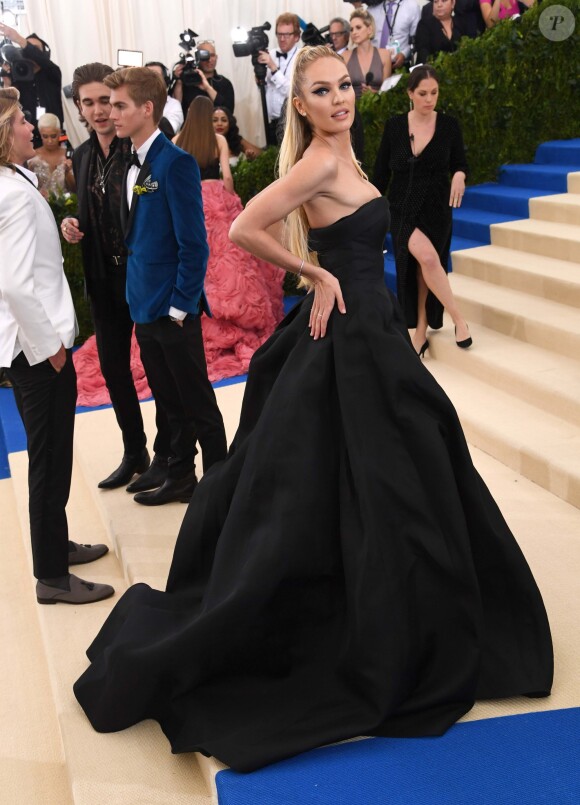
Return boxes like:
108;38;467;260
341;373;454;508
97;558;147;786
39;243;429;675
126;455;169;493
133;472;198;506
98;448;150;489
68;540;109;565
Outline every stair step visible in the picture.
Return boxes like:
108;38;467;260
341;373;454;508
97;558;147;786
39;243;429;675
7;450;210;805
462;183;548;216
451;236;484;252
491;218;580;263
569;172;580;193
529;192;580;225
0;479;74;805
535;138;580;166
498;164;577;192
452;244;580;307
428;322;580;429
424;352;580;509
449;272;580;359
452;208;520;244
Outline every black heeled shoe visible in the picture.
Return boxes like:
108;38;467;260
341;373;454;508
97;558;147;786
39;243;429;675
455;325;472;350
416;339;429;359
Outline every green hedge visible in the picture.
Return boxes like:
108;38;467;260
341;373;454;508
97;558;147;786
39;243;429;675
48;193;94;343
234;0;580;191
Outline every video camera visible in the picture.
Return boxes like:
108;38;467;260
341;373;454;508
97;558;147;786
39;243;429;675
232;22;271;81
301;23;331;47
0;43;35;82
174;29;210;87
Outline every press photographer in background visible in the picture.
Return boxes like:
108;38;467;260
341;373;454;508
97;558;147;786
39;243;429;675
172;37;235;117
145;61;184;137
0;22;64;147
256;12;301;146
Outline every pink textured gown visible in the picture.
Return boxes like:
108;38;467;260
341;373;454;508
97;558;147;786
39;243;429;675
73;180;284;406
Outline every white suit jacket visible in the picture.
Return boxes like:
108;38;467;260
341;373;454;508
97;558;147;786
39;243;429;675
0;165;78;367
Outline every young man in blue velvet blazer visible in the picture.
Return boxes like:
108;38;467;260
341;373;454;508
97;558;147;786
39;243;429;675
105;67;226;505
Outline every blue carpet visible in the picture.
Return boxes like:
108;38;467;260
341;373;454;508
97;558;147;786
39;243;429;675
216;708;580;805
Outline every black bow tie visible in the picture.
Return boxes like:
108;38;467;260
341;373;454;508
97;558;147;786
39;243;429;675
276;51;288;59
130;151;141;167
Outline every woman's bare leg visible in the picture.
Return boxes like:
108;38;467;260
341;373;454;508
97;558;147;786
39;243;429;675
412;269;429;353
407;228;470;343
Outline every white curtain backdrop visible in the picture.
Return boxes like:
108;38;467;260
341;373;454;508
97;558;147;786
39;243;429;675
21;0;357;147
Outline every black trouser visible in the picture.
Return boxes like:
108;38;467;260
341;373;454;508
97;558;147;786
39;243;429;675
266;118;280;147
4;350;76;579
91;300;147;456
90;267;147;456
135;316;227;479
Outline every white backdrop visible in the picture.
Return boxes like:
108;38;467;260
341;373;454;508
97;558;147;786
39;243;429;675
19;0;357;147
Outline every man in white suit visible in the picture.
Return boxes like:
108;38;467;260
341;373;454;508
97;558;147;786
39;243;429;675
0;88;114;604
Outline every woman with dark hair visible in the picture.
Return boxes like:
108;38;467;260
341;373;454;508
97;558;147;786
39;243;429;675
174;96;234;193
174;96;284;380
74;48;551;773
212;106;261;165
373;64;471;357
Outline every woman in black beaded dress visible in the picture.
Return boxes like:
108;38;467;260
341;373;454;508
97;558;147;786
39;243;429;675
373;65;472;357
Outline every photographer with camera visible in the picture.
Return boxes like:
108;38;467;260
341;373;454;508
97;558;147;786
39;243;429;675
0;22;64;147
145;61;184;137
256;13;301;147
172;39;235;117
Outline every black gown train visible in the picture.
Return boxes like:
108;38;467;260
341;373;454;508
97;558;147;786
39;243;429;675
74;197;552;772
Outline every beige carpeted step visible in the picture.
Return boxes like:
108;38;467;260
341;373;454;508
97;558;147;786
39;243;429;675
490;218;580;263
72;384;246;591
567;171;580;193
0;479;73;805
452;244;580;308
427;322;580;428
449;272;580;359
530;192;580;226
424;354;580;508
8;451;212;805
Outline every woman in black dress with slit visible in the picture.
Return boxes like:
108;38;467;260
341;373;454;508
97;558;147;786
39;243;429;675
373;64;471;357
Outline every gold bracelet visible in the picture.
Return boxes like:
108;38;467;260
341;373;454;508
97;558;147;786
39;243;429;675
297;258;304;279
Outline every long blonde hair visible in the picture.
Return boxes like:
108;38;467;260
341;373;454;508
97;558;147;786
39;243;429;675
0;87;21;169
175;96;218;169
278;46;365;282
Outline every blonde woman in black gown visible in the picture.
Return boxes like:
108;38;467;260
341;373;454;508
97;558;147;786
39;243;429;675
374;64;472;357
74;47;552;773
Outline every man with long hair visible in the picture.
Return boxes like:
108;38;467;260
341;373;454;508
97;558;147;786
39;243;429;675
0;87;113;604
62;63;151;492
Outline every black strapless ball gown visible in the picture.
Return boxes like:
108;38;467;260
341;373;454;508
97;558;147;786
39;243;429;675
74;197;553;772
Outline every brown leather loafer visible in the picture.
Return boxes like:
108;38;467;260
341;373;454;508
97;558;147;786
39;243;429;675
68;541;109;565
36;574;115;605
